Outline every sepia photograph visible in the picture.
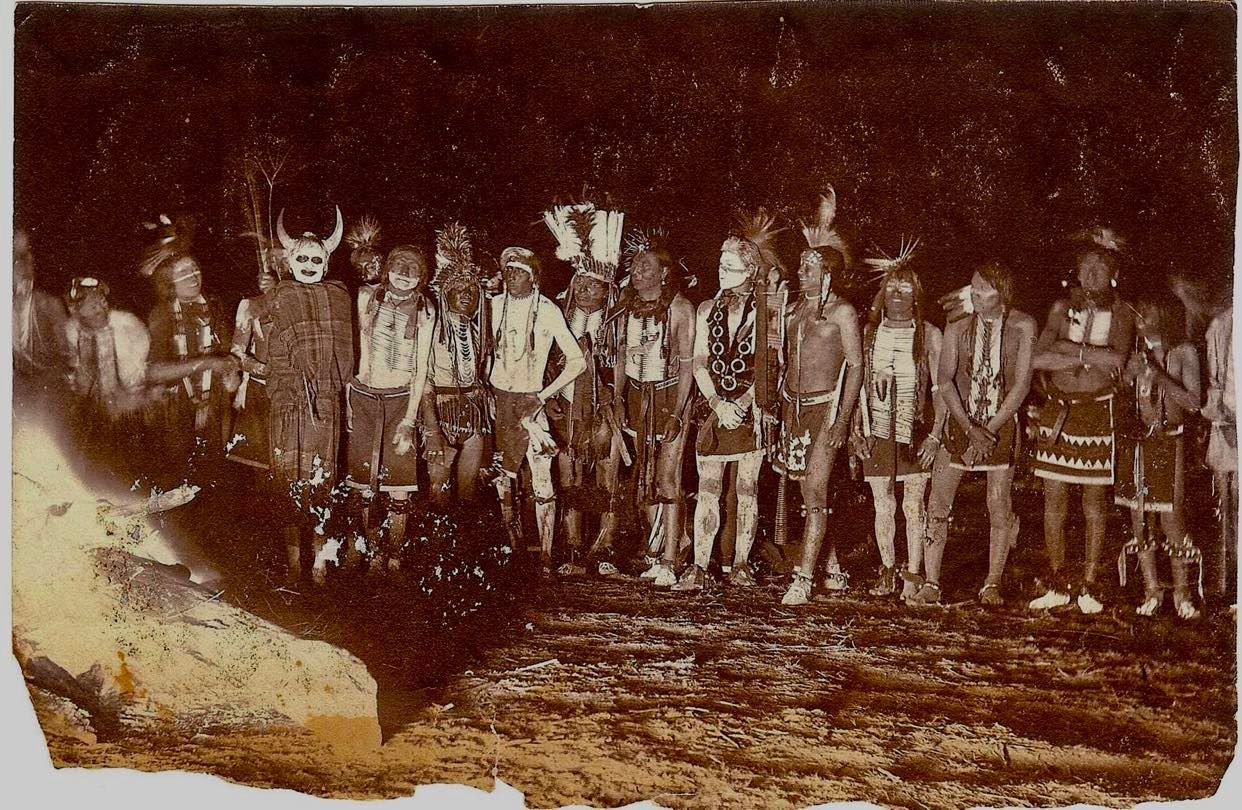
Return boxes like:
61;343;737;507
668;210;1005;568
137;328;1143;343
7;1;1240;807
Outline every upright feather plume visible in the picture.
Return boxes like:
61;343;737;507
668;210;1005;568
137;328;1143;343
544;201;624;283
432;222;481;290
739;208;787;273
864;236;920;279
345;215;382;252
801;185;848;258
543;204;589;263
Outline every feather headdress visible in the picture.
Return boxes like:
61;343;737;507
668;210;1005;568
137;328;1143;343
432;223;482;290
739;208;786;274
863;236;920;280
543;202;625;284
939;284;974;323
139;213;195;278
801;186;848;259
621;227;697;290
346;215;383;281
345;215;382;252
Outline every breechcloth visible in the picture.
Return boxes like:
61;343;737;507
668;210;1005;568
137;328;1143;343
345;379;419;493
1115;426;1182;513
431;384;492;448
227;374;270;469
774;387;839;481
945;415;1019;472
1033;392;1115;485
626;377;680;502
494;388;544;477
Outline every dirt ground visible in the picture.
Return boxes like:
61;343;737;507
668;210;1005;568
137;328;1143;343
21;371;1239;808
44;565;1237;809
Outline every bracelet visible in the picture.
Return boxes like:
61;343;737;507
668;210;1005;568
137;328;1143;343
708;395;721;409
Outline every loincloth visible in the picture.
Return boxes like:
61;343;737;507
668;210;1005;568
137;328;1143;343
431;384;492;448
1032;393;1115;485
626;377;682;502
493;388;546;476
773;388;839;481
227;375;270;469
1115;427;1182;513
945;415;1018;473
862;437;927;482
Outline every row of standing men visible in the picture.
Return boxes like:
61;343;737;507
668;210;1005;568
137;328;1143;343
35;205;1237;617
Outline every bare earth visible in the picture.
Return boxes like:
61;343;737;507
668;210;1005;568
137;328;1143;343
44;573;1236;809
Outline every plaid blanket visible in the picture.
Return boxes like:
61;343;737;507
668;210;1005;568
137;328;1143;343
267;279;354;419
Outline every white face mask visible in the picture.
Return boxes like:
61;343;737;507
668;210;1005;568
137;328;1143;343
277;206;344;286
288;241;330;284
718;251;750;291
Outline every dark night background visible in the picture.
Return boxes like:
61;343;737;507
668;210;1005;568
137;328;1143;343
13;1;1239;320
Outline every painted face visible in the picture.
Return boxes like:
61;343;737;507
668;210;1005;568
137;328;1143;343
970;271;1002;315
798;250;827;297
172;262;203;303
388;260;423;292
884;276;916;318
504;262;535;296
718;249;750;291
572;274;608;312
1076;250;1115;294
445;281;480;317
630;251;664;296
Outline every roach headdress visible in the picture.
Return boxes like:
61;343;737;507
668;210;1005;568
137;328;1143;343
346;215;383;283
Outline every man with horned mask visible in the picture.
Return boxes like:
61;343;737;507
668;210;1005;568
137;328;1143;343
672;217;787;592
489;245;585;574
615;231;697;582
851;240;946;600
1029;227;1134;614
270;206;354;586
344;244;436;575
543;204;626;576
774;195;865;605
422;224;492;507
921;262;1035;606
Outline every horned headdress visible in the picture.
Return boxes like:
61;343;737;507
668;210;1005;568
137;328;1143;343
276;206;344;284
